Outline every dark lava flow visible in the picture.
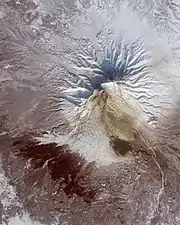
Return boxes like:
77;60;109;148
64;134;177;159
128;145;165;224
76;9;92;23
110;137;133;156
